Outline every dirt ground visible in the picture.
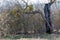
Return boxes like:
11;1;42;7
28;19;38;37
0;34;60;40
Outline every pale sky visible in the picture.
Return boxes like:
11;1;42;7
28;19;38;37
0;0;60;4
22;0;50;4
21;0;60;4
0;0;51;3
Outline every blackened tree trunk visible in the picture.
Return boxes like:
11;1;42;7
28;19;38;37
44;3;53;34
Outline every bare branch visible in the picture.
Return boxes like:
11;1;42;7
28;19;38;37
22;0;28;10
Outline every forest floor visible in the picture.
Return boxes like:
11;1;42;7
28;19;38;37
0;32;60;40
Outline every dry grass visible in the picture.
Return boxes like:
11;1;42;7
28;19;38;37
0;34;60;40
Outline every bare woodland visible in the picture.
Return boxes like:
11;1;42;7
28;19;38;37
0;0;60;37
